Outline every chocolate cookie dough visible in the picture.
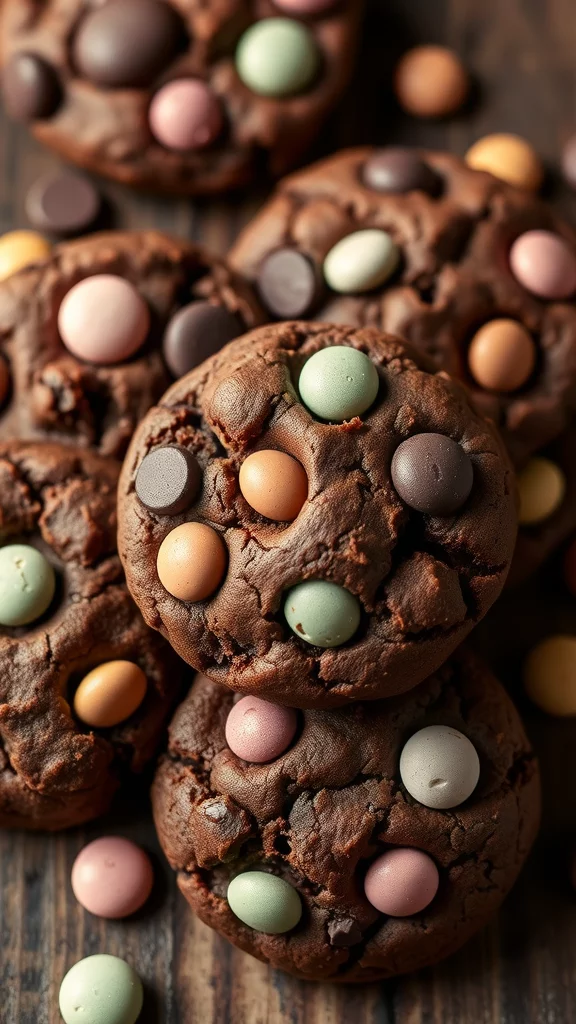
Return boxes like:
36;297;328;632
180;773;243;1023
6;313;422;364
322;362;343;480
230;147;576;467
152;649;540;981
118;321;517;707
0;440;182;831
0;230;261;458
0;0;363;195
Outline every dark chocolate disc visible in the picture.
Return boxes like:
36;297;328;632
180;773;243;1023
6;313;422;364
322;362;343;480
257;248;320;318
135;445;202;515
362;148;442;196
26;172;101;236
391;432;473;515
163;301;242;379
2;53;61;121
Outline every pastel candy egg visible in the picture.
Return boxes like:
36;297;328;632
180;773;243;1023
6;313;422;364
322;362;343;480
58;275;150;364
467;319;536;392
509;230;576;299
59;954;143;1024
284;579;361;648
226;696;298;762
399;725;480;809
239;449;308;521
298;346;379;422
157;522;227;601
73;660;147;728
227;871;302;933
517;456;566;525
364;848;439;916
0;543;55;627
236;18;320;98
524;635;576;716
71;837;154;919
0;229;51;281
149;79;224;151
323;229;400;294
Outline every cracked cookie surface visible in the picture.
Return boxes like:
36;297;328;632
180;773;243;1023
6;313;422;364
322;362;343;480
118;321;517;707
0;230;262;458
0;439;182;830
152;648;540;981
230;147;576;467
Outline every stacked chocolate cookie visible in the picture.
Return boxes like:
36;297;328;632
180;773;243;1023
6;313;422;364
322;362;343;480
117;319;540;980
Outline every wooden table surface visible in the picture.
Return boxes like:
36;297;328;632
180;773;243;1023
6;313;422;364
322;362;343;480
2;0;576;1021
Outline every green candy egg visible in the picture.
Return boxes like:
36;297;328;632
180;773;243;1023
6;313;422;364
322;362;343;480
227;871;302;934
323;228;400;294
284;579;361;648
298;346;379;422
0;543;56;627
59;955;143;1024
236;18;319;98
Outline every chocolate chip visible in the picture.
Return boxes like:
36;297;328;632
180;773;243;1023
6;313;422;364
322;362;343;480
327;916;362;947
391;432;474;515
25;172;101;236
163;300;242;378
362;148;442;196
257;248;321;318
135;444;201;515
2;53;61;121
72;0;184;89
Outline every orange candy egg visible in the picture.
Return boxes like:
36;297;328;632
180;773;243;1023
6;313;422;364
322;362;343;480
74;660;147;727
239;450;308;522
157;521;227;601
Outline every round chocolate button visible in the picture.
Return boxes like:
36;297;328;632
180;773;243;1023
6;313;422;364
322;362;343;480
72;0;184;89
26;172;101;236
257;248;320;318
391;433;474;515
362;148;441;196
163;301;242;378
2;53;61;122
135;445;201;515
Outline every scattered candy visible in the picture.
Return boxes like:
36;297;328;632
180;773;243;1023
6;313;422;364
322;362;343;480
467;319;536;392
298;346;379;422
2;53;61;121
73;660;147;728
239;449;308;521
284;579;361;648
157;522;227;601
0;543;56;627
236;18;319;98
362;148;442;195
0;229;51;282
26;171;101;236
394;45;469;119
323;229;400;294
225;696;298;762
399;724;480;809
465;133;544;192
257;248;320;318
136;445;202;516
71;836;154;918
149;79;223;151
517;456;566;526
59;954;143;1024
525;635;576;716
227;871;302;934
163;301;241;378
58;275;150;364
509;230;576;300
364;848;439;916
72;0;183;88
391;433;473;515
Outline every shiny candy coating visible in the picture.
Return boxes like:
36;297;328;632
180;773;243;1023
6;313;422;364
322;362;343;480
362;148;442;195
0;543;56;627
467;319;536;392
149;79;224;151
465;133;544;192
323;229;400;294
227;871;302;934
391;433;474;515
58;275;150;365
399;725;480;809
298;346;379;422
364;848;440;917
239;449;308;521
59;954;143;1024
517;456;566;525
2;53;61;121
71;837;154;918
394;46;468;119
157;522;227;601
509;230;576;300
236;18;320;98
225;696;298;762
257;248;320;318
284;579;361;648
73;660;147;728
0;230;51;282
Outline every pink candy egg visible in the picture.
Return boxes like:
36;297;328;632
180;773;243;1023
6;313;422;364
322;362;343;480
71;836;154;919
273;0;337;12
225;696;298;763
364;848;439;917
58;274;150;364
149;79;224;151
509;230;576;300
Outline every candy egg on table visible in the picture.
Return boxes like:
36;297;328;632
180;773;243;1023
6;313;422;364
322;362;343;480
71;837;154;918
59;955;143;1024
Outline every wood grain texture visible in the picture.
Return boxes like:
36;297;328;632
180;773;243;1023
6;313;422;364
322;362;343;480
1;0;576;1021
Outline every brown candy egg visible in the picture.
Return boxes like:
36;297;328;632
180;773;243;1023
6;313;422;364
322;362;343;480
239;450;308;522
468;319;536;392
394;46;469;119
73;660;147;727
157;522;227;601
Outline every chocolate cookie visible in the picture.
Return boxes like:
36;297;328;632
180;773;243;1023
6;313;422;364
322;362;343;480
230;147;576;467
0;0;363;195
118;321;517;707
0;439;183;830
152;648;540;981
0;230;262;458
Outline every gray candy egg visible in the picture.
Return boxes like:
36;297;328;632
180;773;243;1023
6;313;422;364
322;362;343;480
399;724;480;809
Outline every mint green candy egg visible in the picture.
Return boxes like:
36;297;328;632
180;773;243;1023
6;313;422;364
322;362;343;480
227;871;302;934
59;955;143;1024
298;346;379;422
0;543;55;626
236;18;319;98
284;579;361;648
